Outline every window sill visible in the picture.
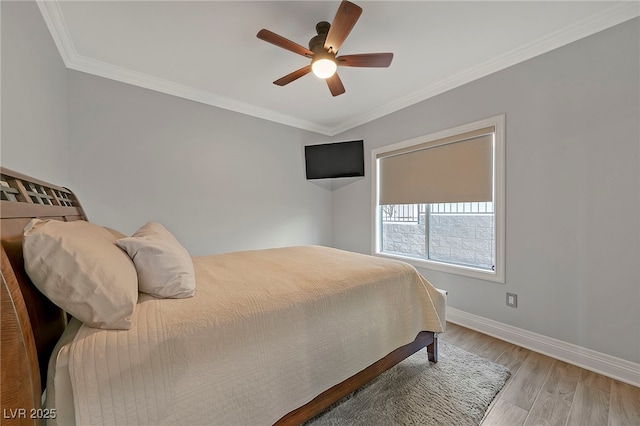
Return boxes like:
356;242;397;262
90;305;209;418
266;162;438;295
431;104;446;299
373;251;505;283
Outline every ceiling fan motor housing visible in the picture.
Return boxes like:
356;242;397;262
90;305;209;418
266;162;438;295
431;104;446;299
309;21;331;53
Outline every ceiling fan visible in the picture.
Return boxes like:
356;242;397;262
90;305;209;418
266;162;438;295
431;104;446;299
257;0;393;97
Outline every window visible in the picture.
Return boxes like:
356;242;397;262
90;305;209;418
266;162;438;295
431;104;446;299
372;115;505;282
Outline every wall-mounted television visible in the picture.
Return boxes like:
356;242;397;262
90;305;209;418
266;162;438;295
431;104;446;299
304;140;364;180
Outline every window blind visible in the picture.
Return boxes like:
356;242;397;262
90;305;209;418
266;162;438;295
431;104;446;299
377;127;494;205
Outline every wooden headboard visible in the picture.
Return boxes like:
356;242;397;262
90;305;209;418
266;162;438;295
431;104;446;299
0;167;86;424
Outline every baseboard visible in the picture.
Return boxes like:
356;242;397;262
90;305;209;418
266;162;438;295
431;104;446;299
446;307;640;387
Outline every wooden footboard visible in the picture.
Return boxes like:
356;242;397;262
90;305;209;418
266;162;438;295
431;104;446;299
276;331;437;424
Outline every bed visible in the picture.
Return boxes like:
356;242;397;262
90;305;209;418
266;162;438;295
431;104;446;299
0;167;446;425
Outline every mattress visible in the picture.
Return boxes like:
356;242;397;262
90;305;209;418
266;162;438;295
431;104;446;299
46;245;446;425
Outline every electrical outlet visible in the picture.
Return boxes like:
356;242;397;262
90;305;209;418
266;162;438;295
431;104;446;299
506;293;518;308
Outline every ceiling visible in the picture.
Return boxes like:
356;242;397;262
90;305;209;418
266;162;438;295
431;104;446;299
38;1;638;136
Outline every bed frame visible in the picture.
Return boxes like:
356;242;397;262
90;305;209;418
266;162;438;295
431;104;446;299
0;167;438;425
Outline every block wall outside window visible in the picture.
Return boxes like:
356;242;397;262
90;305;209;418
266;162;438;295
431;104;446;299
381;206;495;271
429;213;494;270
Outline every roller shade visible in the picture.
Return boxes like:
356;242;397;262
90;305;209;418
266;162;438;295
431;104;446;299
378;127;494;205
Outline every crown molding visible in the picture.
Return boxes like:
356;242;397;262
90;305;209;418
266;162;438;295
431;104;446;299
329;2;640;136
36;0;76;66
37;1;639;137
70;54;335;135
35;0;335;136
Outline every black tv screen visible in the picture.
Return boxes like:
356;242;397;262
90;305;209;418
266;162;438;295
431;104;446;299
305;140;364;180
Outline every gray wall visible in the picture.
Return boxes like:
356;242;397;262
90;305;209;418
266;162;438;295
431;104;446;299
1;1;69;184
331;19;640;364
67;71;332;255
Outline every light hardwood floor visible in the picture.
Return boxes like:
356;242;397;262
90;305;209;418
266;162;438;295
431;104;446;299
439;322;640;426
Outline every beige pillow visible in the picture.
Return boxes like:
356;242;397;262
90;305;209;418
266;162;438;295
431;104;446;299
117;222;196;298
23;219;138;329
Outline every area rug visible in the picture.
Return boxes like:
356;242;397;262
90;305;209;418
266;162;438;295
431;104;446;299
306;342;510;426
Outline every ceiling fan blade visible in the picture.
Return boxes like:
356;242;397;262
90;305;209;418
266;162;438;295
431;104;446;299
324;1;362;54
337;53;393;68
273;65;312;86
326;73;346;97
257;29;314;58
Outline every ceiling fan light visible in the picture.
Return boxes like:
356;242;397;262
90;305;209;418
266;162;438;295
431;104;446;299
312;58;337;79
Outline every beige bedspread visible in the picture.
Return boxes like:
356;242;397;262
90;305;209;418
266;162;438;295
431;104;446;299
66;246;446;425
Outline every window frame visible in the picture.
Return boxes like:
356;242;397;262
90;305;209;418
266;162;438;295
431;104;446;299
371;114;505;283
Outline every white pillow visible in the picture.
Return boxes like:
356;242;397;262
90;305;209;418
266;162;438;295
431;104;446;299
23;219;138;330
117;222;196;298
